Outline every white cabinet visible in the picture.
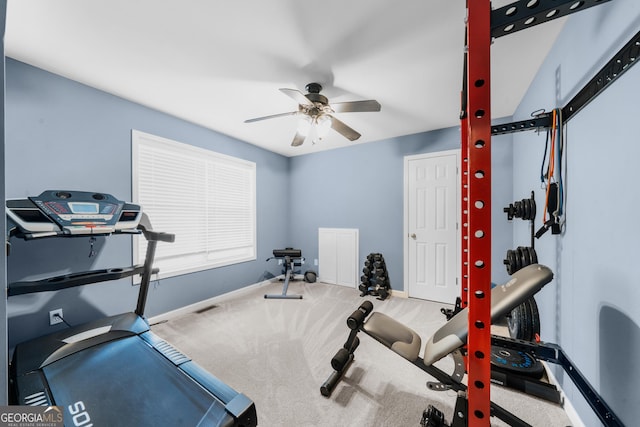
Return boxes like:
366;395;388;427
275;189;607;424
318;228;359;288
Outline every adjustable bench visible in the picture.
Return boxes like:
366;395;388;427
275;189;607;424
265;248;305;299
321;264;554;426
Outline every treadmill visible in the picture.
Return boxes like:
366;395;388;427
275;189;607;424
6;190;257;427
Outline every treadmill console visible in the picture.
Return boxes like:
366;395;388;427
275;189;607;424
7;190;141;238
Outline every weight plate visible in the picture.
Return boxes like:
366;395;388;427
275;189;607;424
491;345;544;378
516;246;528;270
526;297;541;340
521;247;528;269
507;303;531;340
504;249;516;275
514;248;522;272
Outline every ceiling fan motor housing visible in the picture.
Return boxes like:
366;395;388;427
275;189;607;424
305;82;323;93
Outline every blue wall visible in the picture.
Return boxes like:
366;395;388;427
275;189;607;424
5;58;290;348
4;56;515;352
6;2;638;422
289;126;515;293
511;1;640;425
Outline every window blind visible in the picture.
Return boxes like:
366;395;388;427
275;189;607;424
132;130;256;279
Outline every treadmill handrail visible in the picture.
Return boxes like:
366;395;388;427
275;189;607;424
6;195;175;319
7;265;157;297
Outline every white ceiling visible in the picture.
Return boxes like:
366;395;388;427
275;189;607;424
5;1;566;157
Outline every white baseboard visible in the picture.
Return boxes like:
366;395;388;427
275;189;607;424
148;278;276;325
544;362;586;427
391;289;408;298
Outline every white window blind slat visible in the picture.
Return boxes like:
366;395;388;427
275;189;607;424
132;130;256;278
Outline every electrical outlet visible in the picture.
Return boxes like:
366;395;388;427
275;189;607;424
49;309;63;326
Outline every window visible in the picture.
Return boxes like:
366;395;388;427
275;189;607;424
132;130;256;279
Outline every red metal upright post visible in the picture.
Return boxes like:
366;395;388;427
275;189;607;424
463;0;492;425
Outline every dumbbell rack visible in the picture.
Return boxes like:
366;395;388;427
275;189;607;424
359;253;390;300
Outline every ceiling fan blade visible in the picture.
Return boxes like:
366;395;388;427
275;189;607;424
280;88;313;106
331;100;381;113
291;131;307;147
244;111;297;123
329;115;361;141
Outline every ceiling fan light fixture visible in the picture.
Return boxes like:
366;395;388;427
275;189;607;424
315;115;332;141
297;115;312;137
245;83;380;147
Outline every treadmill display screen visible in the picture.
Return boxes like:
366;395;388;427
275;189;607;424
68;202;100;214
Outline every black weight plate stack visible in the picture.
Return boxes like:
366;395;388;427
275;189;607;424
507;297;540;342
527;297;541;340
504;246;538;275
507;302;529;340
491;345;544;378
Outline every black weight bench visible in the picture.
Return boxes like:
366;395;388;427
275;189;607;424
265;248;304;299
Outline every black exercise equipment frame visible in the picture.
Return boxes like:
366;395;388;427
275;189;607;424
265;248;305;299
492;334;623;426
491;0;612;40
492;28;639;136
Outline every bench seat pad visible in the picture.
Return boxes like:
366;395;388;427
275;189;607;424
363;312;422;361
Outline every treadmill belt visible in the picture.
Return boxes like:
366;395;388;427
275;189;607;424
43;336;232;426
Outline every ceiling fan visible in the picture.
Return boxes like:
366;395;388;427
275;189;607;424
244;83;381;147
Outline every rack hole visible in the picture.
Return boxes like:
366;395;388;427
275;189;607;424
474;170;485;179
475;350;485;359
546;9;559;18
570;1;584;9
474;290;485;298
474;230;484;238
474;260;485;268
475;109;485;118
474;380;485;389
475;320;485;329
505;6;517;16
475;200;484;209
475;140;485;148
474;410;485;419
503;24;515;32
526;0;539;8
474;79;485;87
524;17;536;25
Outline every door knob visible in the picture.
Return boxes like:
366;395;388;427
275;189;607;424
410;233;416;239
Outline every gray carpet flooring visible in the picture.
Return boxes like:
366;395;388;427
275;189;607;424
152;279;573;427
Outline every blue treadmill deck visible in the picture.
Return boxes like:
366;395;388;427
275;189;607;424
11;313;257;427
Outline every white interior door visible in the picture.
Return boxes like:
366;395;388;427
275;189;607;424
405;151;459;303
